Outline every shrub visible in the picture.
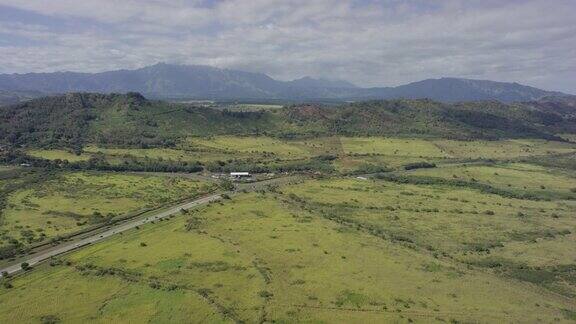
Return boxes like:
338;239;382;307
21;262;31;271
403;162;436;170
259;290;274;298
40;315;60;324
149;281;161;289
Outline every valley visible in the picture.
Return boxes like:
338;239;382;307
1;97;575;321
0;93;575;322
2;1;576;322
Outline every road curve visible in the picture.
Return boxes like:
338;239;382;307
0;193;221;277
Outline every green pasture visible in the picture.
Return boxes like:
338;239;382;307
84;146;208;162
0;171;214;249
284;178;576;297
27;149;92;162
410;162;576;199
189;136;311;159
433;139;576;159
225;103;284;111
340;137;448;158
1;188;574;322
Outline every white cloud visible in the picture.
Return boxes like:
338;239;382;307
0;0;575;92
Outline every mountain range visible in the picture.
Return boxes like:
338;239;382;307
0;63;571;103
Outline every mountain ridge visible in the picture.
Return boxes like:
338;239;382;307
0;63;571;104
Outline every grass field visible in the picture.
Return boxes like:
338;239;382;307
433;139;576;159
189;136;311;159
222;103;285;111
1;180;574;322
0;171;214;250
410;162;576;199
84;146;190;160
81;137;313;164
559;134;576;143
294;137;576;172
27;149;93;162
23;137;576;175
311;137;576;160
3;135;576;322
340;137;449;158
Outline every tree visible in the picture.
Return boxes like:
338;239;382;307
21;262;30;271
219;179;235;191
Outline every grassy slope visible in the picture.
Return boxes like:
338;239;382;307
410;163;576;199
188;136;312;159
1;190;574;323
22;136;576;178
0;171;214;250
27;149;93;162
2;94;576;151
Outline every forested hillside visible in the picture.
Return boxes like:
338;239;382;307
1;93;575;152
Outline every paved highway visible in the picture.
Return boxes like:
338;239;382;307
0;193;221;277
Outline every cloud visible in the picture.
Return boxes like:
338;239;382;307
0;0;575;93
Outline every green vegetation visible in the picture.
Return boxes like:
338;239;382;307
410;163;576;200
2;94;575;152
1;93;576;322
0;171;215;259
1;186;574;322
27;149;93;162
189;136;311;159
434;139;576;159
340;137;447;157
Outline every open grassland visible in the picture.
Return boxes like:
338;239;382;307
21;137;576;176
0;166;16;173
559;134;576;143
189;136;312;159
27;149;93;162
78;137;313;165
433;139;576;159
81;145;272;168
291;137;576;173
0;171;214;251
83;146;237;163
223;103;285;111
284;178;576;297
341;137;449;158
27;146;209;164
306;137;576;160
409;162;576;200
1;181;575;322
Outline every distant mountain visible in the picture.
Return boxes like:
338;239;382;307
287;76;357;89
358;78;568;103
0;63;569;102
0;63;286;99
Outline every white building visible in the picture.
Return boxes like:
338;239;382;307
230;172;250;179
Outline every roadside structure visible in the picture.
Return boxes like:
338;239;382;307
230;172;250;179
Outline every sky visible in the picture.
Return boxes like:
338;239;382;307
0;0;575;93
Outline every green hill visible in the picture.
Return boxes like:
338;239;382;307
0;93;287;150
1;93;574;151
